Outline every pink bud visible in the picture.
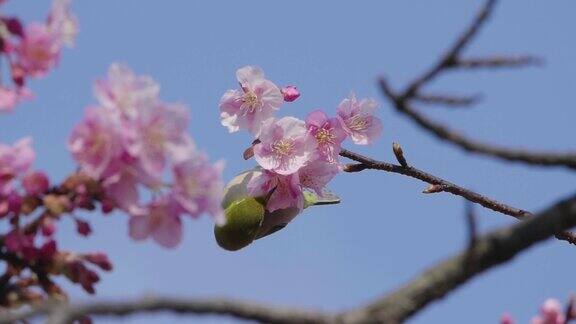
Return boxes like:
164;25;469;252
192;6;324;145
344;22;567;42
7;192;22;214
500;313;514;324
41;218;56;236
84;253;113;271
39;240;57;259
79;267;100;294
101;198;115;214
281;85;300;102
22;171;50;196
0;199;9;218
75;219;92;236
3;18;24;38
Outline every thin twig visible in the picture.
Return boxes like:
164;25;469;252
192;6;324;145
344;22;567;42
455;55;543;69
465;201;478;249
340;148;576;245
380;0;576;169
402;0;497;98
381;79;576;169
412;93;482;107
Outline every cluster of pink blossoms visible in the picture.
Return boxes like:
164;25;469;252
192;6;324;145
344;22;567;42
0;138;112;297
0;0;77;112
219;66;382;211
69;64;225;248
501;298;573;324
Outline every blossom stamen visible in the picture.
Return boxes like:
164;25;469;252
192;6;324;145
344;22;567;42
315;127;336;145
346;115;369;131
241;90;260;114
271;139;295;156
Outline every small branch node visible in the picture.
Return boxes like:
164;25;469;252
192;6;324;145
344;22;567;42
392;143;409;167
422;184;448;194
342;163;367;173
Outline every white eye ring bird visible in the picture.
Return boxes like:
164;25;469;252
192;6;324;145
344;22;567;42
214;169;340;251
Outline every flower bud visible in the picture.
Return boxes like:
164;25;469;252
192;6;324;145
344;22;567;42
75;218;92;236
281;85;300;102
22;170;50;195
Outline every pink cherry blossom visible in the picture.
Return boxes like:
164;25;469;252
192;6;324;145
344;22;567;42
220;65;283;136
172;153;225;225
337;93;382;145
101;171;141;215
94;63;160;118
531;299;566;324
0;137;35;194
16;23;61;78
128;103;190;182
254;117;317;175
248;170;303;212
0;137;35;176
129;197;183;248
298;159;340;196
47;0;78;47
281;85;300;102
0;86;32;112
306;110;347;162
68;107;123;179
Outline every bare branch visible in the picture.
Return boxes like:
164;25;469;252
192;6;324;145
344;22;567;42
403;0;498;98
340;148;576;245
455;55;543;69
381;80;576;169
412;93;482;107
8;193;576;324
378;0;576;169
465;201;478;249
0;296;335;324
340;193;576;324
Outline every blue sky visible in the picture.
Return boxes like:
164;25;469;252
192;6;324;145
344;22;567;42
2;1;576;323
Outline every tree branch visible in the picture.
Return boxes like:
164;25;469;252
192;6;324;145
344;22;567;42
381;0;576;169
412;93;482;108
340;147;576;245
5;193;576;324
381;79;576;169
402;0;497;98
339;192;576;324
0;296;336;324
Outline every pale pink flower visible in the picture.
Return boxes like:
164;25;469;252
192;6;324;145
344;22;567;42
281;85;300;102
248;170;303;212
102;171;141;215
0;86;32;112
298;159;340;196
337;93;382;145
254;117;317;175
306;110;347;162
171;153;225;225
219;66;283;136
68;107;123;179
531;299;565;324
0;138;35;192
128;103;189;182
16;23;61;77
94;63;160;118
47;0;78;47
129;197;182;248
